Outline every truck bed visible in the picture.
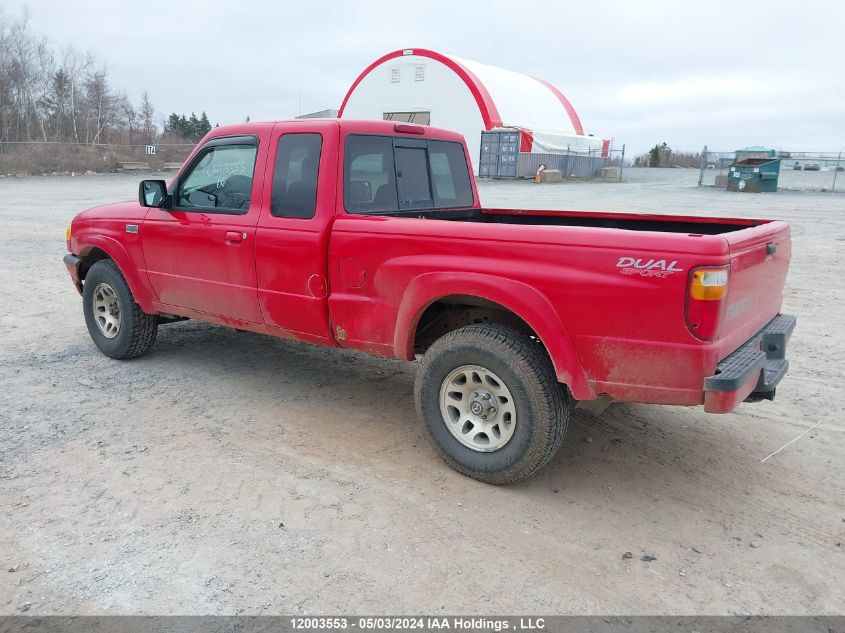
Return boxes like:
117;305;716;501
330;201;790;406
479;208;764;235
373;207;766;235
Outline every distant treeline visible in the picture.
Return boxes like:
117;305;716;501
0;7;212;147
633;142;701;168
165;112;212;141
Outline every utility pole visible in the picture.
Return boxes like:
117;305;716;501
620;144;625;182
833;147;844;192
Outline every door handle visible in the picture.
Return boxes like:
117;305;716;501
225;231;246;244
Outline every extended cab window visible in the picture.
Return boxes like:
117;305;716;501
344;135;473;214
176;140;257;213
428;140;473;208
344;135;398;213
271;133;322;219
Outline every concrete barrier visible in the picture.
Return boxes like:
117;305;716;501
539;169;562;183
118;161;150;171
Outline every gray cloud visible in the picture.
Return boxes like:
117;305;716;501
14;0;845;154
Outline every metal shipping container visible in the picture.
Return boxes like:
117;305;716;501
479;130;519;178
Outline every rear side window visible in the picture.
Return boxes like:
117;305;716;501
344;135;473;214
344;135;398;213
429;140;473;208
271;133;322;219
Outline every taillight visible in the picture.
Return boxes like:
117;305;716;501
686;265;729;340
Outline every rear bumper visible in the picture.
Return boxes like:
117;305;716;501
703;314;796;413
63;253;83;294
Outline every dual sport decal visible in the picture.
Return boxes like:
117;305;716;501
616;257;684;279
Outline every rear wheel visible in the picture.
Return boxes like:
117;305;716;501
82;260;157;359
415;324;572;484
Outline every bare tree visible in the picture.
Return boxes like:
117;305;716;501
139;91;155;140
0;7;158;147
118;92;136;143
60;45;89;143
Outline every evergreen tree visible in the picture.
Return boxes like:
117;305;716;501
648;144;661;168
165;111;214;140
166;113;181;134
198;111;211;137
188;112;200;138
647;143;672;168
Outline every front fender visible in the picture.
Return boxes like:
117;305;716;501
76;235;157;314
393;272;593;400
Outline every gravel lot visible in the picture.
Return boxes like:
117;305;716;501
1;169;843;615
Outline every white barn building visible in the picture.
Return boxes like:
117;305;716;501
338;48;606;174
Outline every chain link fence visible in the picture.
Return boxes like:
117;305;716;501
3;140;629;183
0;141;197;176
477;130;625;181
698;147;844;192
517;146;626;181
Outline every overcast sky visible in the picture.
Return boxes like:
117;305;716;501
11;0;845;155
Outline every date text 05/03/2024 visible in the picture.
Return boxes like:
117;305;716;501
289;617;546;630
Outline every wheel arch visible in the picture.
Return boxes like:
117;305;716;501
76;237;157;314
394;272;593;400
77;246;111;280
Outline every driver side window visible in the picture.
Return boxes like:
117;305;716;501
177;142;258;213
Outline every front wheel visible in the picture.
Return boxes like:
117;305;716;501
414;324;572;484
82;260;158;359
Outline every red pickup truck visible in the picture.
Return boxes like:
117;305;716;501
63;119;795;483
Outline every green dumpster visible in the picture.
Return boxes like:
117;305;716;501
727;157;781;192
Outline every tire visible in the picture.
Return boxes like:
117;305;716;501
82;259;158;359
415;324;572;484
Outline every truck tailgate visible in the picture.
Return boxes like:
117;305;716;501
719;220;791;356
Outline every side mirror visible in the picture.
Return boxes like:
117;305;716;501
139;179;172;209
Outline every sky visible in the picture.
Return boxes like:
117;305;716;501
9;0;845;156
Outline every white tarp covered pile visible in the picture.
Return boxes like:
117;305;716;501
527;128;606;155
